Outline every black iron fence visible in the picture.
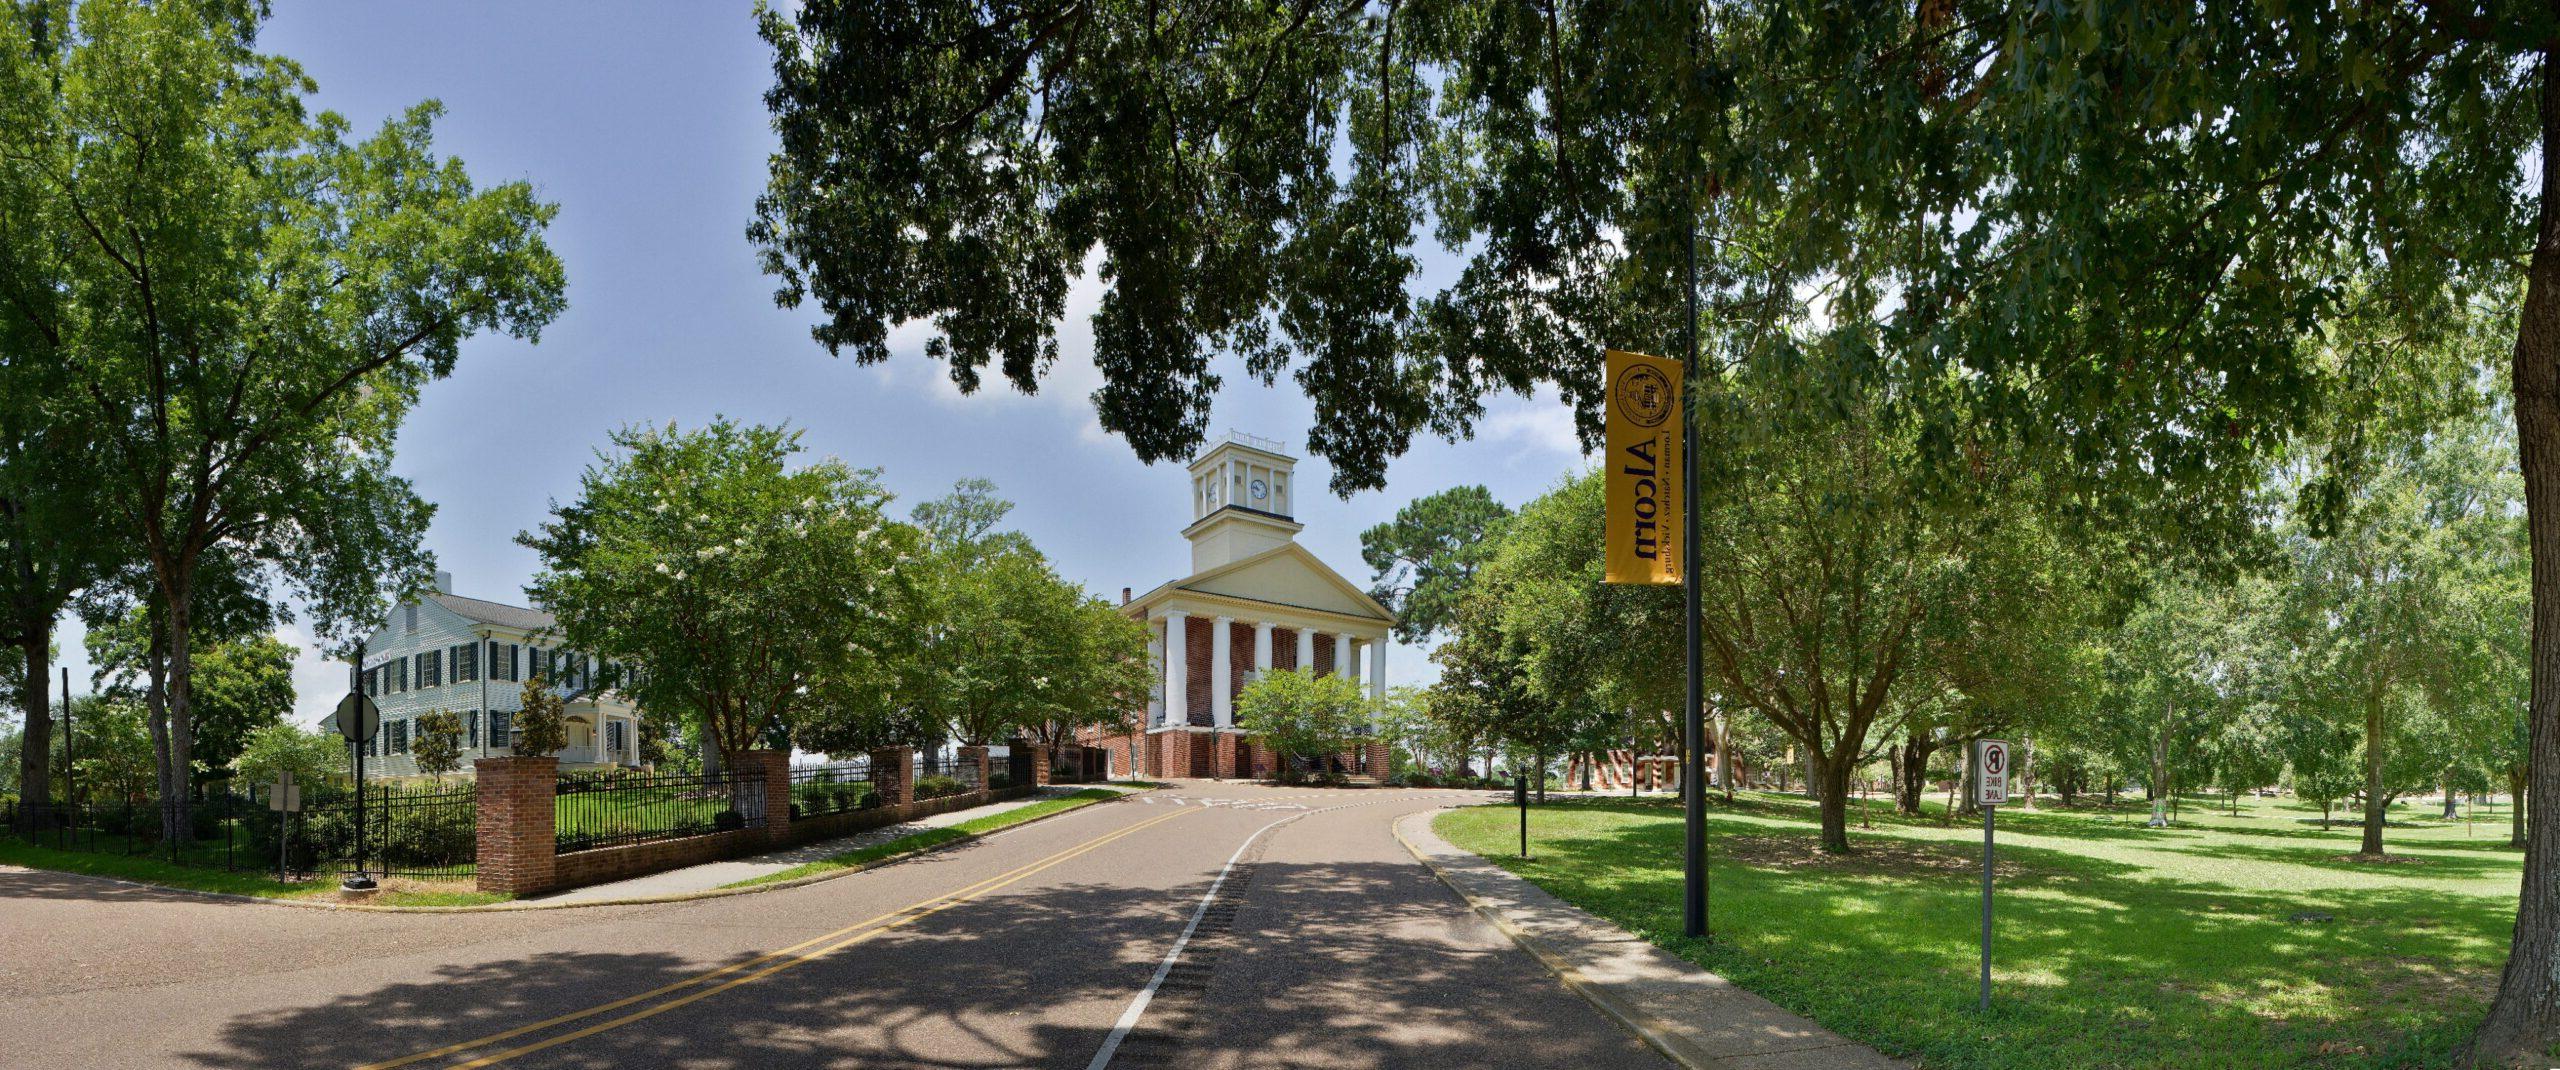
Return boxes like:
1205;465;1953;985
914;753;982;799
555;769;764;854
789;760;878;818
5;782;476;880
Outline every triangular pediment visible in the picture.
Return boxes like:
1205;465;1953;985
1175;543;1395;623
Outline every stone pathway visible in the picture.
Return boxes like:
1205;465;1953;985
537;784;1143;904
1396;809;1911;1070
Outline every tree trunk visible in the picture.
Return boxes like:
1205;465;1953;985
1896;733;1933;815
13;628;50;830
2515;765;2532;850
157;591;198;847
2447;768;2462;821
1535;749;1547;803
2468;42;2560;1064
1811;750;1855;853
2149;700;2172;827
2019;736;2037;811
2361;689;2388;856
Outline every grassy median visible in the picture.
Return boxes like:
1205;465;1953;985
0;837;512;907
1437;791;2519;1070
724;787;1130;888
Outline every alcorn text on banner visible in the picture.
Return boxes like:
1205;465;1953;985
1604;348;1683;585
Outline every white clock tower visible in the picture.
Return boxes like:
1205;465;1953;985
1182;431;1305;573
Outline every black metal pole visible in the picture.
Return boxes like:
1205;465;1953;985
346;641;374;891
1980;804;1995;1012
1679;2;1709;941
1517;770;1530;859
60;665;72;808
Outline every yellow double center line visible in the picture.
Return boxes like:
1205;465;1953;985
357;806;1194;1070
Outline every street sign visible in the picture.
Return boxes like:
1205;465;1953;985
333;693;381;744
1972;737;2011;1013
1973;738;2010;807
265;771;302;813
266;767;303;808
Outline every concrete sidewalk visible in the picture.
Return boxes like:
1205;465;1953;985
538;784;1141;904
1395;810;1910;1070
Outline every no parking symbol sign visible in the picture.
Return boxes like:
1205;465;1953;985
1973;739;2009;807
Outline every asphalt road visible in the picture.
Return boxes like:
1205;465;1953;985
0;781;1675;1070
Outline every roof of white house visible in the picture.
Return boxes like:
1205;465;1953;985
427;592;555;633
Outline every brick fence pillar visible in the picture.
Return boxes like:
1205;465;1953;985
958;745;990;790
741;749;791;845
870;746;917;806
1213;733;1239;779
475;755;558;895
1366;741;1393;780
1023;742;1052;786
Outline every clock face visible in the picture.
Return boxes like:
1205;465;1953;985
1249;479;1269;501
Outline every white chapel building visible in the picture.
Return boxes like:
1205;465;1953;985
1081;433;1397;779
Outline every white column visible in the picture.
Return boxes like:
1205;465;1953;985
1334;632;1354;679
1369;640;1387;702
1252;622;1274;677
1163;611;1189;728
1296;628;1315;672
1211;616;1236;727
1146;625;1165;727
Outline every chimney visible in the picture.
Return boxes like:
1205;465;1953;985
433;570;454;595
1121;587;1132;605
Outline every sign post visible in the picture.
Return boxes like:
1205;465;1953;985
1973;738;2010;1013
1515;770;1531;859
333;643;383;893
1601;345;1699;936
265;770;302;880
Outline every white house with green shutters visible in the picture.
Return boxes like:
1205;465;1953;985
350;572;647;778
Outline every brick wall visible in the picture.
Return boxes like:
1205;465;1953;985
555;827;768;890
1184;617;1213;725
787;785;1036;846
1226;620;1253;711
1214;732;1239;779
871;746;918;806
474;755;558;895
1273;627;1300;671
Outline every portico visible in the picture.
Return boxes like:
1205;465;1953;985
1086;432;1397;780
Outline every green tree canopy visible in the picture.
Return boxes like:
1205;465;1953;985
0;0;565;839
1360;485;1511;644
520;420;916;774
1235;668;1369;784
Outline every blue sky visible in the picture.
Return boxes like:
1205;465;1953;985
49;2;1597;726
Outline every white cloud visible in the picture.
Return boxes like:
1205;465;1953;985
273;621;352;729
874;250;1114;445
1476;387;1590;463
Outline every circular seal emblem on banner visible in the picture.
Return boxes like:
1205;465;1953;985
1615;365;1673;428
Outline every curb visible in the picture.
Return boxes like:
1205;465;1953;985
1393;808;1732;1070
1402;808;1904;1070
0;784;1157;915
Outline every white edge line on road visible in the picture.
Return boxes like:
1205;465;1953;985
1084;802;1356;1070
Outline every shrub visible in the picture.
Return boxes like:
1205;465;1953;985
988;771;1013;790
913;775;966;800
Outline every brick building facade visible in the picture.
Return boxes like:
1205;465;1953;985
1080;433;1397;780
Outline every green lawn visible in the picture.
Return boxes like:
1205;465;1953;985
0;836;511;907
1436;791;2523;1070
725;788;1130;888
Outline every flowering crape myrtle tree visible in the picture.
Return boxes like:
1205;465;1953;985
520;420;917;791
1236;669;1369;785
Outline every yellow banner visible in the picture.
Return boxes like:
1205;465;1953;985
1603;348;1683;586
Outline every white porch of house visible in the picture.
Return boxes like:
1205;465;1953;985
559;708;646;768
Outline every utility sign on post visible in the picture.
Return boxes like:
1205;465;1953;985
265;770;301;813
1974;739;2010;807
1973;738;2009;1013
